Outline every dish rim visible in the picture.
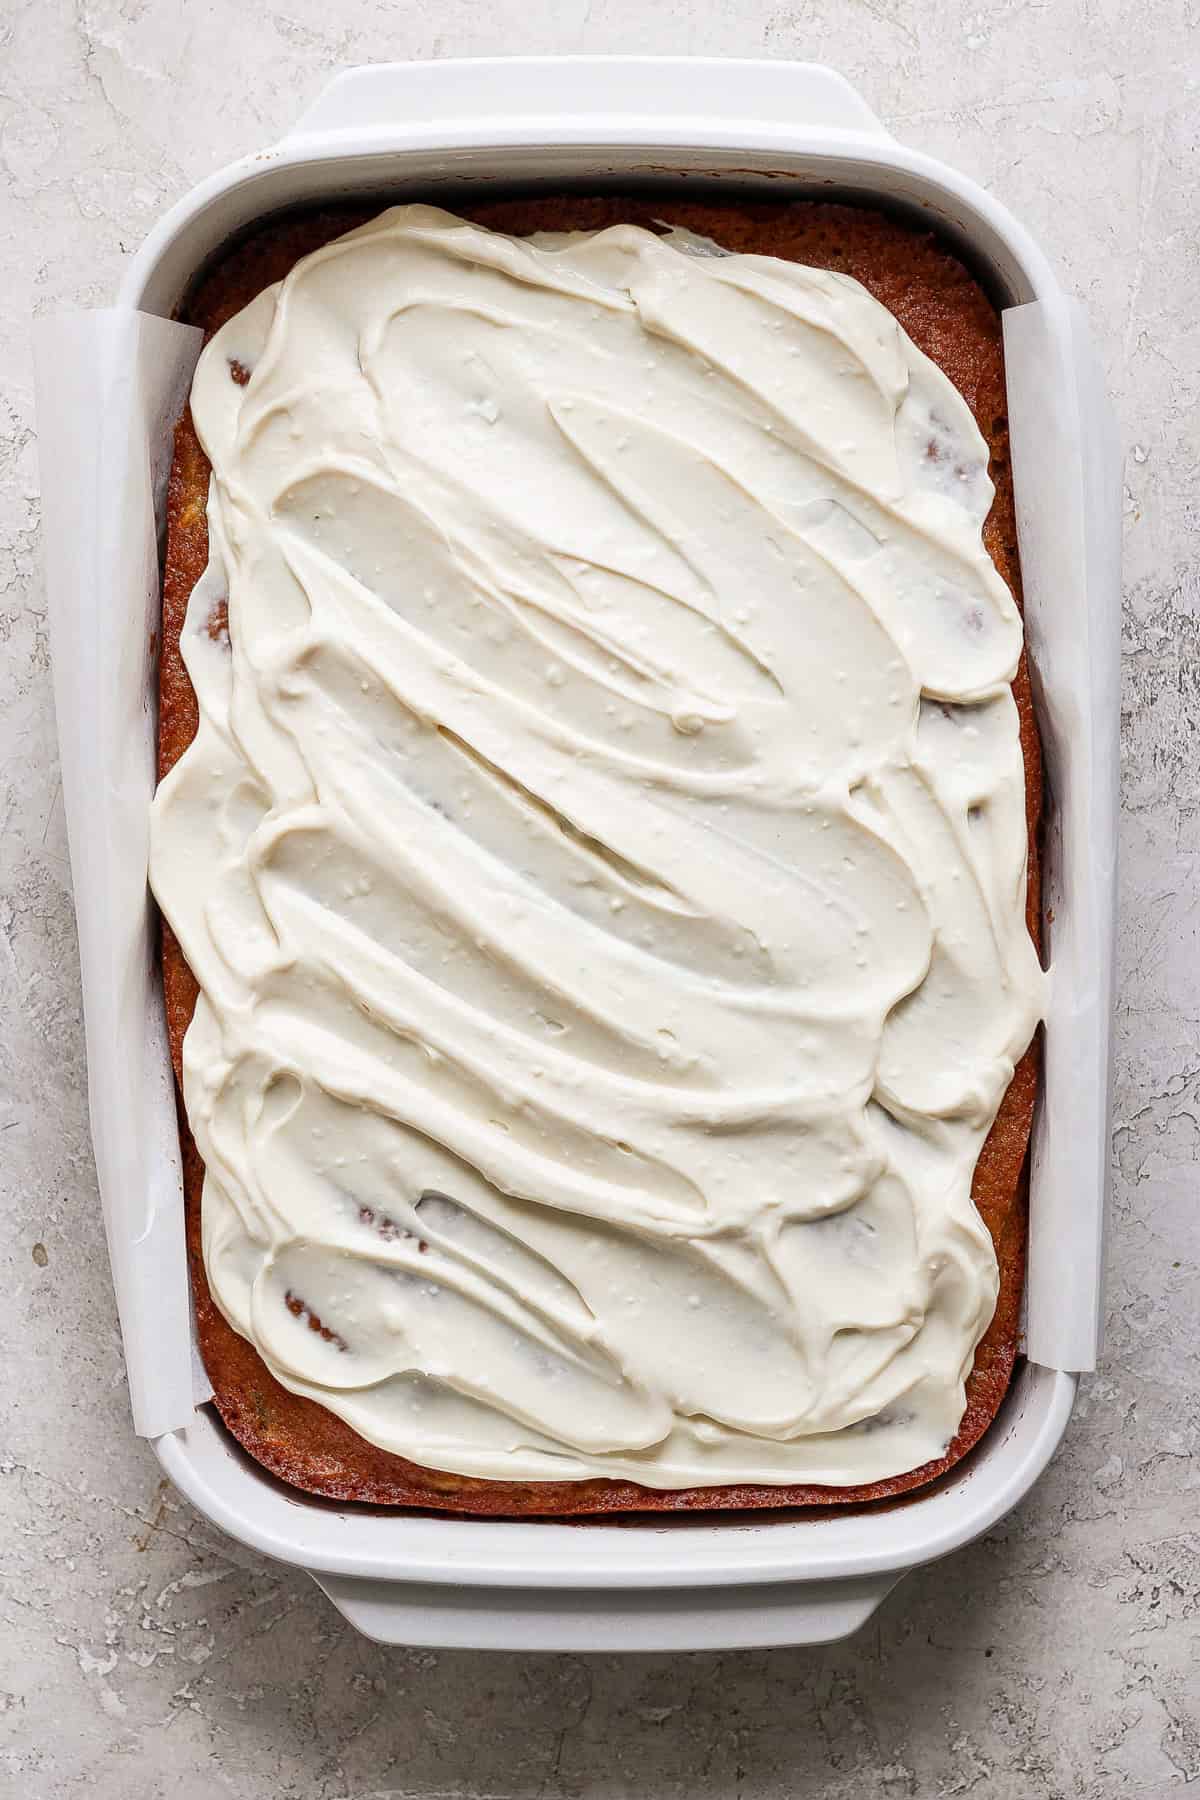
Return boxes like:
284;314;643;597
122;60;1094;1599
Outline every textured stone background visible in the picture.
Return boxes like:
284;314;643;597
2;2;1197;1796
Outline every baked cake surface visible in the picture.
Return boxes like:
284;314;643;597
156;195;1042;1514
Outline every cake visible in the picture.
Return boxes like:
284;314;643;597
152;195;1043;1514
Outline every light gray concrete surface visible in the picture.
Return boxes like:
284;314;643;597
2;2;1197;1795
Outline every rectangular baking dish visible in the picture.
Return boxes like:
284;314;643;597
49;57;1119;1650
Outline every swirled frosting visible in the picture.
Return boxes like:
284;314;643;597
150;206;1043;1487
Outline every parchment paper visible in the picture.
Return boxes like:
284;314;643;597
33;311;210;1435
32;292;1119;1437
1004;298;1121;1373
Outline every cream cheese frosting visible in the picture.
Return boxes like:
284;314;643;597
150;206;1044;1488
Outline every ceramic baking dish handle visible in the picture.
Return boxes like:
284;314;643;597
310;1570;903;1651
284;57;891;144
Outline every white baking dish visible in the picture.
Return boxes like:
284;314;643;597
39;57;1120;1650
